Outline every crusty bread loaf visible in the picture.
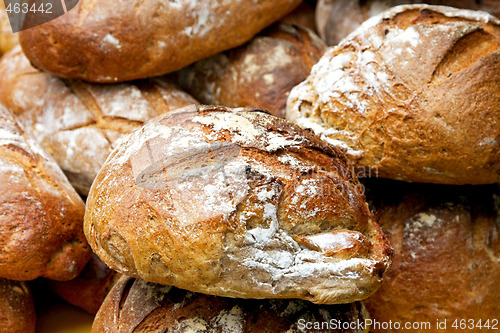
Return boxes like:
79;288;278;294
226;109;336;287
18;0;302;83
317;0;500;46
178;23;326;119
0;278;35;333
0;103;89;281
93;275;370;333
287;5;500;185
84;105;392;304
362;180;500;333
47;253;121;314
0;2;18;56
282;0;318;32
0;47;198;195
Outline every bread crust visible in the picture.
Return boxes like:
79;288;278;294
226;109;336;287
0;2;18;56
288;5;500;185
0;278;35;333
18;0;302;83
92;275;370;333
85;105;392;304
0;103;89;281
178;23;326;119
0;47;199;195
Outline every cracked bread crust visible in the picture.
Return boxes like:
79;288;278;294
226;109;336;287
0;47;199;195
84;105;392;304
0;278;35;333
287;5;500;185
92;275;370;333
0;103;89;281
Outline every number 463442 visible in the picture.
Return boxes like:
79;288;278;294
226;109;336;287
6;2;53;14
452;319;499;330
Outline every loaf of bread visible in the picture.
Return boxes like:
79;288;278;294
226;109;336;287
362;180;500;333
282;0;318;33
47;253;121;314
18;0;302;83
93;275;370;333
287;5;500;185
0;278;35;333
0;103;89;281
0;47;199;195
0;2;18;56
317;0;500;45
178;23;326;119
85;105;392;304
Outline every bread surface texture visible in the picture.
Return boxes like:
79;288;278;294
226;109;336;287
0;278;35;333
0;103;89;281
92;275;370;333
287;5;500;185
84;105;392;304
18;0;302;82
0;2;18;56
0;47;198;195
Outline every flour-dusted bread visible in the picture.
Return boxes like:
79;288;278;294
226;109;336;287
0;2;18;56
178;23;326;119
0;279;35;333
84;105;392;304
317;0;500;45
0;103;89;281
287;5;500;185
18;0;302;83
362;180;500;333
92;275;370;333
0;47;198;195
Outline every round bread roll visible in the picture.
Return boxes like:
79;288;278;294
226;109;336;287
0;2;18;56
93;275;370;333
0;278;35;333
317;0;500;45
362;180;500;332
0;47;199;195
47;253;122;314
84;105;392;304
178;23;326;119
0;103;90;281
287;5;500;185
18;0;302;83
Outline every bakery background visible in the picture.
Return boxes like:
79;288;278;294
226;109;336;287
0;0;498;332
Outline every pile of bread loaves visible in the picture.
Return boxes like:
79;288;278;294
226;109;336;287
0;1;498;332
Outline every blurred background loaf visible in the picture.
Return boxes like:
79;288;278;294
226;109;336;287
0;278;36;333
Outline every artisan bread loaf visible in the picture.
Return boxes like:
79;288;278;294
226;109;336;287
0;47;198;195
317;0;500;45
18;0;302;83
287;5;500;185
93;275;370;333
178;23;326;118
84;105;392;304
47;253;121;314
0;278;35;333
0;103;89;281
362;180;500;333
0;2;18;56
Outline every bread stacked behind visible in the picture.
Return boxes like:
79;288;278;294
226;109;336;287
0;278;36;333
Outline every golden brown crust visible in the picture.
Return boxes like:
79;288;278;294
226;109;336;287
178;23;326;119
0;103;89;281
0;3;18;56
0;47;199;195
362;180;500;333
18;0;302;83
288;5;500;185
47;253;122;314
92;275;370;333
317;0;500;45
85;105;392;304
0;278;35;333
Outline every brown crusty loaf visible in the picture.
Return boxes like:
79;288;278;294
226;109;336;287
0;103;89;281
362;180;500;333
178;23;326;119
287;5;500;185
84;105;392;304
317;0;500;45
47;253;122;314
92;275;370;333
0;2;18;56
0;278;35;333
18;0;302;83
0;47;199;195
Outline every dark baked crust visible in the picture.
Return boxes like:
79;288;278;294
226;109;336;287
18;0;302;82
92;275;370;333
85;105;392;304
0;278;35;333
